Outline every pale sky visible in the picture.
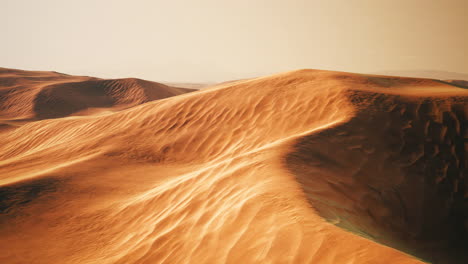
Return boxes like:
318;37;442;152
2;0;467;82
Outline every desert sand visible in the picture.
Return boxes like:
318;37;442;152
0;67;466;264
0;67;194;124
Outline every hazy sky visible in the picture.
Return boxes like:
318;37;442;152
2;0;467;82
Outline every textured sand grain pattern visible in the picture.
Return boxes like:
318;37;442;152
0;68;466;264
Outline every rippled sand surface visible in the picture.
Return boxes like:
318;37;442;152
1;68;466;263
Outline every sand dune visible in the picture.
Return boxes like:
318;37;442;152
0;67;194;124
373;70;468;81
0;68;466;264
443;80;468;89
163;82;212;90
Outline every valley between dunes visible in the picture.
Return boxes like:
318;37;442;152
0;67;466;264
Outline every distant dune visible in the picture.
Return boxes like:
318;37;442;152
443;79;468;89
0;67;195;123
163;82;213;90
0;68;466;264
374;70;468;82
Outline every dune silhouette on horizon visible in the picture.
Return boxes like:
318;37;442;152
0;67;466;264
0;67;195;125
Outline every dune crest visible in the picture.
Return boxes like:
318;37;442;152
0;68;466;263
0;68;194;124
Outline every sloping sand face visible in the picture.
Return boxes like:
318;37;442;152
0;69;466;263
0;68;194;123
287;83;467;263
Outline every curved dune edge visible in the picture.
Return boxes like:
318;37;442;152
0;67;195;125
1;69;466;263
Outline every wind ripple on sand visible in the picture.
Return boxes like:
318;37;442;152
1;69;466;263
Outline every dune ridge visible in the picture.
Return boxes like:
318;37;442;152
0;68;466;263
0;68;194;123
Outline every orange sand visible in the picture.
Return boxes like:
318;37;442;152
1;68;466;264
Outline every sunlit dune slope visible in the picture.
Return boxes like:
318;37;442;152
0;67;194;123
0;69;466;264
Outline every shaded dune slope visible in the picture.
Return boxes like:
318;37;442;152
287;88;467;263
0;67;194;122
0;69;467;263
443;80;468;89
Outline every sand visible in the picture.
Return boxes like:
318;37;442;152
0;67;195;124
0;68;466;264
